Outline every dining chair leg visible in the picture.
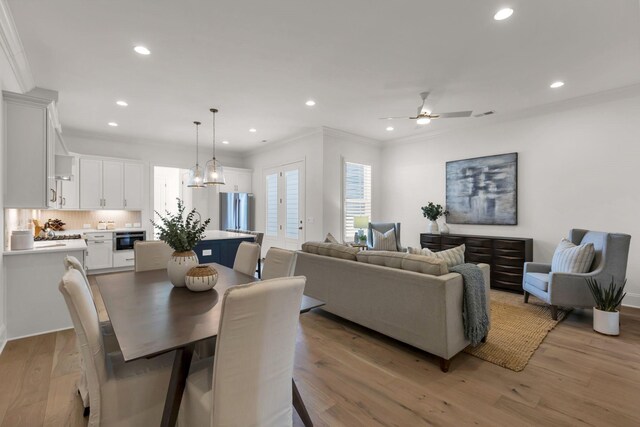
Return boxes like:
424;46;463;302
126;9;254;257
161;344;195;427
292;379;313;427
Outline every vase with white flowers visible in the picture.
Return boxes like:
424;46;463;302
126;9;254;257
151;199;211;287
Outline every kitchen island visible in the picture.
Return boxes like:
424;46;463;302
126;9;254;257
3;238;87;339
194;230;256;268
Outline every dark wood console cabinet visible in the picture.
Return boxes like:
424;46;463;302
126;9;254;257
420;233;533;293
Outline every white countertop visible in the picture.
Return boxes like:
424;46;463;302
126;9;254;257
3;238;88;256
66;228;146;234
201;230;256;241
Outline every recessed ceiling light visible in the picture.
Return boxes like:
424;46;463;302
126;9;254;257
108;122;118;127
416;118;431;125
249;128;257;133
550;81;565;89
116;100;128;107
386;126;394;131
134;45;151;55
305;100;316;107
494;8;514;21
222;140;229;144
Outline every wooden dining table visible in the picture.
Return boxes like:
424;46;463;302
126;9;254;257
95;263;324;427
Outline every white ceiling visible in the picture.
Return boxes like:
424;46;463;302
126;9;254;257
8;0;640;153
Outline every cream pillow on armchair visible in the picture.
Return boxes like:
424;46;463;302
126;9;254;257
371;228;398;251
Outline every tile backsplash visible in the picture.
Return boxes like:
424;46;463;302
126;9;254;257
37;210;142;230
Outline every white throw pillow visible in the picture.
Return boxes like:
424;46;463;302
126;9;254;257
372;229;397;251
551;239;595;273
409;244;465;267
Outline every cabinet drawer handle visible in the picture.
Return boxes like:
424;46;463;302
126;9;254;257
125;258;134;261
50;188;56;202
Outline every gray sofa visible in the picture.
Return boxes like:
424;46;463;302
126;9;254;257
294;250;490;372
523;229;631;319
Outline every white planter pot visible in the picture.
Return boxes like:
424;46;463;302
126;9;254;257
167;251;199;287
593;307;620;336
427;220;440;234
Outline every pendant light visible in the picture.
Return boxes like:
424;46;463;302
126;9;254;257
204;108;226;185
187;121;205;188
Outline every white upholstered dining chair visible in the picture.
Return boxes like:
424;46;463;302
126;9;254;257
59;268;173;427
134;240;174;272
178;276;306;427
63;255;120;414
233;241;261;276
261;247;297;280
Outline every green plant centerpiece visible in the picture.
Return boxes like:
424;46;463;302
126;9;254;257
151;199;211;287
421;202;449;234
586;277;626;336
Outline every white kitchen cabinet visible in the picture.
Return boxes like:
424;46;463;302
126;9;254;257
85;232;113;270
113;250;135;268
79;158;142;210
3;91;57;208
224;167;252;193
79;158;103;209
56;156;79;209
102;161;124;209
123;162;144;209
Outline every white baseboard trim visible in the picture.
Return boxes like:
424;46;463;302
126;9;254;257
622;292;640;309
0;324;7;355
7;326;73;342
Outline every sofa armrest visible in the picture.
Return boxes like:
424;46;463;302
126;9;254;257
548;272;595;307
524;262;551;275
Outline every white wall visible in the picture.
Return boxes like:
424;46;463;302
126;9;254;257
381;86;640;307
244;130;324;252
322;128;382;242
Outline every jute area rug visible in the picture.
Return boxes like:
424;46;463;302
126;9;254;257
464;290;570;372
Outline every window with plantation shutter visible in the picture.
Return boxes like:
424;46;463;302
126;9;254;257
265;173;278;237
343;161;372;241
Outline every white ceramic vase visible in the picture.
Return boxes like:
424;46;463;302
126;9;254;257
593;307;619;336
428;220;440;235
167;250;199;287
440;222;450;234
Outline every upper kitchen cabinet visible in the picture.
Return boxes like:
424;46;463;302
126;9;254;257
79;157;143;210
3;91;58;208
223;167;252;193
123;162;144;209
55;154;79;209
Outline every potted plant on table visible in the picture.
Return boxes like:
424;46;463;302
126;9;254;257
421;202;448;235
586;277;626;336
151;199;211;287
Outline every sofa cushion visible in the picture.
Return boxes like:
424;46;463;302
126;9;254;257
301;241;360;261
401;254;449;276
412;244;465;268
551;238;595;273
525;272;550;292
407;247;431;256
371;228;398;251
357;251;405;268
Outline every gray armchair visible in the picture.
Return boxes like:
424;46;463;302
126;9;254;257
523;229;631;319
367;222;404;252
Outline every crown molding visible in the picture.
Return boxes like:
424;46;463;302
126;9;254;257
321;126;383;148
0;0;34;92
386;82;640;147
242;127;323;156
64;127;243;159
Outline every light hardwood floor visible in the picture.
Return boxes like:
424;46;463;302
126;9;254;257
1;283;639;427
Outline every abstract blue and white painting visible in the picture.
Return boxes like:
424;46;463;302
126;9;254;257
446;153;518;225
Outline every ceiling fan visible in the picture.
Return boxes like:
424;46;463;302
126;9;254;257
381;91;473;125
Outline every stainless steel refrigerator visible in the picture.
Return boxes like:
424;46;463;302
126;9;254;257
219;192;255;231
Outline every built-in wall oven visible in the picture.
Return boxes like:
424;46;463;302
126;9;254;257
114;231;146;251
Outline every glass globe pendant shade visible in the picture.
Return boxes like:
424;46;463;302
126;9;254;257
187;120;206;188
187;164;205;188
204;158;226;185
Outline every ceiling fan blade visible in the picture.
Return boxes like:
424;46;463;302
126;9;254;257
378;116;411;120
474;110;496;118
417;91;430;115
432;111;473;118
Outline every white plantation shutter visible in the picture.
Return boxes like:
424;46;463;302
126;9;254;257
285;169;299;239
266;173;278;237
343;161;372;241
